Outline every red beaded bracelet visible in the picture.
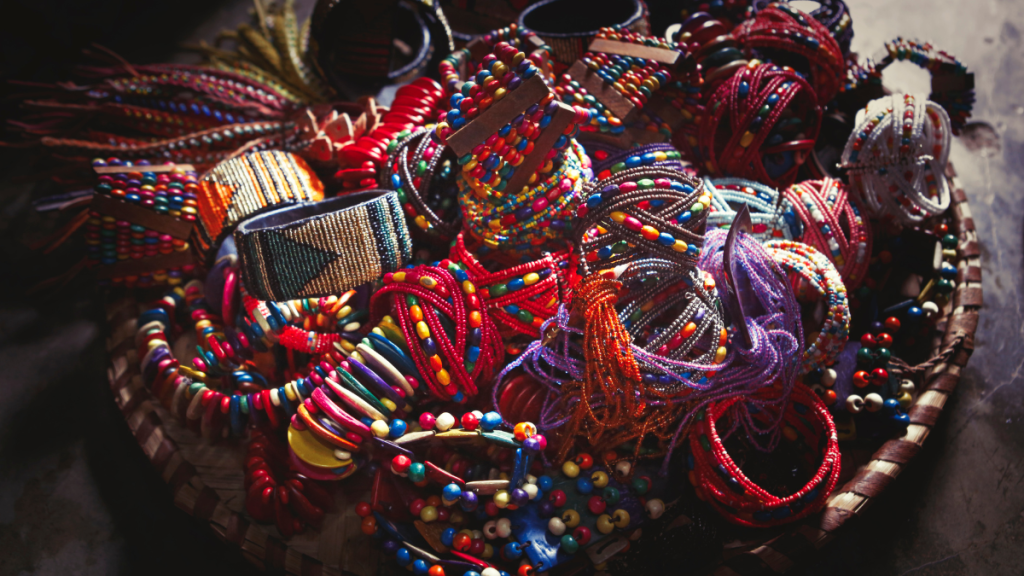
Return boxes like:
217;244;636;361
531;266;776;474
688;383;840;527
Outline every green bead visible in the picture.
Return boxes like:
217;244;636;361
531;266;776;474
637;178;655;189
490;283;508;297
611;162;626;173
699;434;711;451
856;347;875;365
937;278;955;294
516;309;534;323
464;362;476;373
416;160;427;176
603;486;621;505
875;347;891;364
759;105;770;116
560;535;579;554
941;234;958;248
631;476;650;495
406;295;419;306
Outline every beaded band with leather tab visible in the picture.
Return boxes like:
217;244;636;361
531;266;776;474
194;151;325;265
518;0;651;68
687;383;841;528
235;190;413;301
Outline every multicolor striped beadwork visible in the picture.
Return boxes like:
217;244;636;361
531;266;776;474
193;150;324;264
234;190;413;301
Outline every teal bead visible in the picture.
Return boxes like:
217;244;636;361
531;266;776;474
560;534;579;554
941;234;958;248
875;347;892;364
856;347;874;365
937;278;955;294
602;486;621;505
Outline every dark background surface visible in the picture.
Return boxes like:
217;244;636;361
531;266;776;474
0;0;1022;574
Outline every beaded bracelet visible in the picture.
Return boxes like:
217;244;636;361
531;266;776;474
704;177;800;241
458;140;588;255
85;158;196;287
687;383;841;527
783;177;872;289
372;264;505;402
438;24;555;94
586;142;690;179
847;38;974;134
749;0;854;55
380;127;462;240
193;150;324;265
234;190;413;301
764;240;850;374
840;94;952;224
518;0;651;67
449;231;570;341
733;2;845;104
696;60;821;189
573;167;709;275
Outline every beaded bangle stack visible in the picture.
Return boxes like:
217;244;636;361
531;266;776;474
86;158;196;287
764;240;850;374
704;177;801;241
381;127;462;240
840;94;952;224
688;383;841;527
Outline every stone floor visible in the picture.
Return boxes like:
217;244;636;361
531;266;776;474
0;0;1022;575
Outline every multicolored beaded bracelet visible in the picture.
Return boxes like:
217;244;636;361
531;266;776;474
733;2;845;104
458;140;588;255
586;141;690;179
448;231;570;341
234;189;413;301
573;166;710;275
372;264;505;402
840;93;952;224
438;24;555;94
783;177;872;289
85;158;196;287
687;382;841;527
381;126;462;240
848;38;974;134
193;150;324;265
696;60;822;189
704;177;801;241
764;240;850;374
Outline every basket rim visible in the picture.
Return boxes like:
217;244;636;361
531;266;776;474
101;163;982;576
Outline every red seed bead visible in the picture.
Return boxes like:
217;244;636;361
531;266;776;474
428;565;445;576
437;506;451;522
410;498;426;516
355;501;372;517
573;526;592;545
587;495;607;515
469;538;486;556
884;317;901;332
853;371;871;388
860;333;876;348
419;413;436;430
575;453;594;469
461;412;479;431
360;515;377;535
426;495;442;508
518;565;535;576
871;367;889;383
821;389;837;406
549;489;567;508
876;333;893;348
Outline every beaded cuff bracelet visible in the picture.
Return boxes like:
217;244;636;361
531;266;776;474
235;190;413;301
194;150;325;265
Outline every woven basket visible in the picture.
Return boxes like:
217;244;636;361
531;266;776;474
102;163;981;576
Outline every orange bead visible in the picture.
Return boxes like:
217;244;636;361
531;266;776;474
469;311;482;328
360;515;377;535
680;322;697;339
428;566;445;576
410;305;424;322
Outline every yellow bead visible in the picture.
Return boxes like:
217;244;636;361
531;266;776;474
415;215;429;230
494;490;511;508
561;509;580;528
493;87;507;101
416;321;430;339
609;211;626;223
562;461;580;478
420;505;439;522
591;471;609;488
714;346;728;363
612;509;630;528
739;131;755;147
783;426;798;441
462;281;476;294
523;273;540;286
672;240;688;253
381;398;397;412
420;276;437;289
436;369;451;385
393;271;406;282
371;420;390;438
595;514;615;534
